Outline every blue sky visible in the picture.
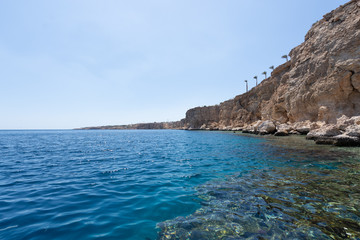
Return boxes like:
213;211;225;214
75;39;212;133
0;0;348;129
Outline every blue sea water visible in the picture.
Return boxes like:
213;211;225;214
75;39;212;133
0;130;359;239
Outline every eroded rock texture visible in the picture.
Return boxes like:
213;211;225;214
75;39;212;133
184;0;360;130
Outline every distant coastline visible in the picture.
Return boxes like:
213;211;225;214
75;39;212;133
77;0;360;147
75;121;182;130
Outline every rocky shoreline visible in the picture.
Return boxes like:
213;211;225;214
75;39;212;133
188;115;360;147
78;0;360;147
180;0;360;147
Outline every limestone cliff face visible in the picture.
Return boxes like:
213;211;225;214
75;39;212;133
184;0;360;129
185;105;220;129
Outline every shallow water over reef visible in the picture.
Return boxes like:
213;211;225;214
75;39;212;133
158;135;360;240
0;130;277;240
0;130;359;239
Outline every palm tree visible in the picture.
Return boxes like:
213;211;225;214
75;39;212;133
282;55;288;62
269;65;274;70
262;71;267;79
244;80;248;92
253;76;258;86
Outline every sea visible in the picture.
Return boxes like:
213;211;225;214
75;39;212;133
0;130;359;240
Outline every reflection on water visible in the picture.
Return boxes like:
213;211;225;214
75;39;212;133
157;136;360;240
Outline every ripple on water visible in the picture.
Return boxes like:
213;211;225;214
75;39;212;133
157;149;360;240
1;130;359;240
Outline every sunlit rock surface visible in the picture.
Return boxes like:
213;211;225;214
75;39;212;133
183;0;360;130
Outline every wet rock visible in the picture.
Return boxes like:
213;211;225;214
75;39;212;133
306;124;342;140
242;121;262;134
314;133;360;147
242;129;251;134
219;126;233;131
274;131;289;136
289;130;301;135
226;222;244;235
252;121;263;133
333;134;360;147
345;125;360;137
187;218;203;228
190;230;211;240
306;116;360;146
242;120;278;135
315;137;337;145
292;122;310;134
158;158;360;239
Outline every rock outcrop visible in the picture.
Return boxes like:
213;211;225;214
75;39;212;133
79;1;360;147
183;0;360;133
306;115;360;146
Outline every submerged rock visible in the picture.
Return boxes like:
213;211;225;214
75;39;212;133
314;137;338;145
158;154;360;240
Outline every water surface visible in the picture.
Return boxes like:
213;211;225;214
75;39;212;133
0;130;359;239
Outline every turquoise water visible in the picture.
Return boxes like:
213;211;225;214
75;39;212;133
0;130;359;239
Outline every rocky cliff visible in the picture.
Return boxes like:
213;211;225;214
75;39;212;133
183;0;360;130
79;0;360;146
